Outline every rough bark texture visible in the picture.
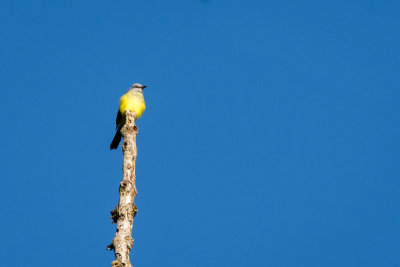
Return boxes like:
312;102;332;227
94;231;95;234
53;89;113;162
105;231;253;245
109;111;139;267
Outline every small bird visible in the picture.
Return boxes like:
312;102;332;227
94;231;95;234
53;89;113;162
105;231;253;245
110;83;146;150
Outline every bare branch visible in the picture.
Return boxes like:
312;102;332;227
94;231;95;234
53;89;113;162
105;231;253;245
110;110;139;267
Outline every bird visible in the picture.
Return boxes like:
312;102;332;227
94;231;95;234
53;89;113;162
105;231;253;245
110;83;146;150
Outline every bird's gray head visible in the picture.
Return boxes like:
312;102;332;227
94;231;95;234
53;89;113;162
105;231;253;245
129;83;147;93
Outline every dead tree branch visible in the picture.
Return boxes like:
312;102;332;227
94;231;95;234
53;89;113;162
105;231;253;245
108;110;139;267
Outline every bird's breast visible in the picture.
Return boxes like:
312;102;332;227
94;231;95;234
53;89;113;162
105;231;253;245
119;92;146;119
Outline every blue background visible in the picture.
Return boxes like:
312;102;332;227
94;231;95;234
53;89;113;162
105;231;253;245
1;1;399;266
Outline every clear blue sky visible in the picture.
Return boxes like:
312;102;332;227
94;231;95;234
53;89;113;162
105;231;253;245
1;1;399;266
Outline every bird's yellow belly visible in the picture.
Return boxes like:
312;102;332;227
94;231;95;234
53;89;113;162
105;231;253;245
119;92;146;119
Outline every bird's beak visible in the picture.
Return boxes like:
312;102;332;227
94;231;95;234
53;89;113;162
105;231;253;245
142;85;147;89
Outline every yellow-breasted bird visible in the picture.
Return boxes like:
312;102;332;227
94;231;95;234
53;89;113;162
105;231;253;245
110;83;146;150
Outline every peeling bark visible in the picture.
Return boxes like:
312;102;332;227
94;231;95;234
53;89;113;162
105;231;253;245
109;111;139;267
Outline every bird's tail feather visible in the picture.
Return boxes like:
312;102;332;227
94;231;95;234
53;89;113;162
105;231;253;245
110;131;122;150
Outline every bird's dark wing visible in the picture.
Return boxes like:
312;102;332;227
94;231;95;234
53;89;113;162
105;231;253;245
115;110;121;130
